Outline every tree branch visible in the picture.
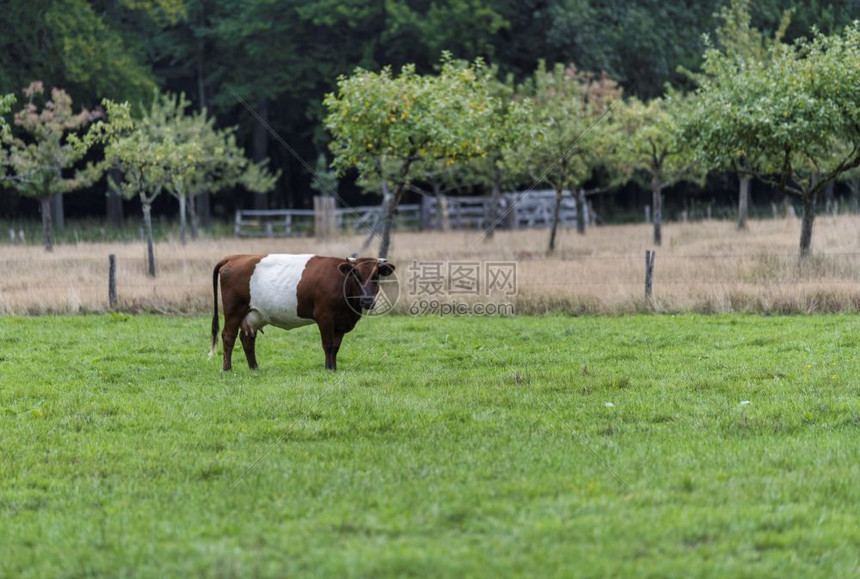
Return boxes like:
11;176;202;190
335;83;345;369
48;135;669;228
582;185;611;197
811;142;860;197
660;161;699;189
756;171;805;199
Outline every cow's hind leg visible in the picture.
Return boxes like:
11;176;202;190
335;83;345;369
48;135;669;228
221;311;244;371
240;319;259;370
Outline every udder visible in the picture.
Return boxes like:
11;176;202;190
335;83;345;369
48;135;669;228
241;309;267;334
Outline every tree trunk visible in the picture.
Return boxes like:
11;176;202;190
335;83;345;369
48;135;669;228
799;194;816;259
438;194;451;231
783;197;796;218
822;181;838;216
252;97;269;210
178;195;188;245
362;180;389;251
142;202;156;277
548;186;563;253
652;174;663;246
197;33;207;110
575;187;586;235
485;166;501;240
378;159;414;259
195;191;210;229
107;167;124;227
847;176;860;214
189;194;200;239
50;193;65;233
378;184;405;260
737;175;751;230
191;20;209;231
40;196;53;251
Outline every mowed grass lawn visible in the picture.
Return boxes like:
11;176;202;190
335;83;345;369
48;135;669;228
1;313;859;577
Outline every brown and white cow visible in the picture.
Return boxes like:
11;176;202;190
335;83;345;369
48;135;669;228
211;254;396;371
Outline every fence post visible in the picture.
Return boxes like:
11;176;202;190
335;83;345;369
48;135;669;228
313;196;336;238
645;250;656;300
645;205;651;224
438;195;451;231
108;254;117;310
420;195;434;231
505;194;519;230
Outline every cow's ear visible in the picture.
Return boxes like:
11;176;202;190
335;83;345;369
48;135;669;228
338;262;354;276
379;263;396;277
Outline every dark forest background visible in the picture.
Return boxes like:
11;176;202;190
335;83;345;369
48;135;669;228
2;0;858;225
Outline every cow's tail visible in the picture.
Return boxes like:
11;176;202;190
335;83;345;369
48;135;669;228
210;258;229;357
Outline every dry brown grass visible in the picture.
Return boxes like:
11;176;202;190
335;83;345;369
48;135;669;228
3;215;860;315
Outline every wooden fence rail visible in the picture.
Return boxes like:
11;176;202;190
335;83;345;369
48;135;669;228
234;190;586;237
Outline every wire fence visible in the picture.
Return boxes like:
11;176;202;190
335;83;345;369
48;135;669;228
3;249;860;315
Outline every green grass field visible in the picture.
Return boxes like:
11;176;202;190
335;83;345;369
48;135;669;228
2;313;859;577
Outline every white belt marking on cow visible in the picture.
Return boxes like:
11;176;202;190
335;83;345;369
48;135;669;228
248;254;315;331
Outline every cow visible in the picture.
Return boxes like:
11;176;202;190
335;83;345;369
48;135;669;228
211;254;396;371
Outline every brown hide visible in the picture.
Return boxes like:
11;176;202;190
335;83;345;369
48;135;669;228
212;254;394;371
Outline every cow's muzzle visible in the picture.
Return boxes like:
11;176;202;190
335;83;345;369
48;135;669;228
349;268;376;310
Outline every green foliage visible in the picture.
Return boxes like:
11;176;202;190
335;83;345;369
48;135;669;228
543;0;724;97
167;102;279;202
751;0;857;40
45;0;157;102
686;4;860;255
689;22;860;191
0;0;156;106
505;62;621;193
151;96;279;242
0;93;15;151
2;314;860;575
613;93;703;190
711;0;792;62
309;153;338;196
79;93;203;270
325;54;502;257
504;62;624;249
0;83;100;200
0;83;101;249
455;70;532;195
91;94;201;205
382;0;509;65
682;0;792;173
612;92;705;244
120;0;187;26
3;0;859;222
325;55;499;183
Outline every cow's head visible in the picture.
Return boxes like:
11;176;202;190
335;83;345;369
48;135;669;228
339;257;396;311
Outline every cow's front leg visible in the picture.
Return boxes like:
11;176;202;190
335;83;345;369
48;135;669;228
317;319;337;371
329;332;345;371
